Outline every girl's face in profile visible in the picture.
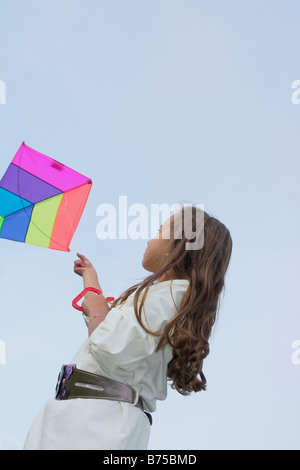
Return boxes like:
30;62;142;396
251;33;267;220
142;217;172;275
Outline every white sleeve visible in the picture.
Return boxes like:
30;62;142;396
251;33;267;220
87;284;181;374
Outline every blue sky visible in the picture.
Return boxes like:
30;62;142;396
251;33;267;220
0;0;299;450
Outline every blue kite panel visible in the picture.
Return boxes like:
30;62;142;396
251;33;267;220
0;205;34;242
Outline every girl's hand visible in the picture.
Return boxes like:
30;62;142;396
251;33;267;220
74;253;96;278
74;253;103;298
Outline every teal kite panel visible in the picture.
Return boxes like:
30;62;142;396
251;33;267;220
0;187;33;218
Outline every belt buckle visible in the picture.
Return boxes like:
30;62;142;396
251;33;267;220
132;386;139;406
55;364;74;400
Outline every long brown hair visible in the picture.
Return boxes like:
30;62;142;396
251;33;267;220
109;205;233;396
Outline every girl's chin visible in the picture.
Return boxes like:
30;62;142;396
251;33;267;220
142;259;151;272
142;260;147;269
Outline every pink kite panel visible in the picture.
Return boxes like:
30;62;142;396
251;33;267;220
12;142;91;192
49;183;92;252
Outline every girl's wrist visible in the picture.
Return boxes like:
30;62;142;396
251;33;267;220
83;268;98;280
83;269;101;287
82;271;103;299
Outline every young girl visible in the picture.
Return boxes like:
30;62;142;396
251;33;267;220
23;206;232;450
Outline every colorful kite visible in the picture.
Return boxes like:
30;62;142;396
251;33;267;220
0;142;92;252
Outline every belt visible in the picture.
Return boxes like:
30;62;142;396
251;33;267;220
55;364;152;425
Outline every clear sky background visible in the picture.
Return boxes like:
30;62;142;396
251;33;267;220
0;0;299;450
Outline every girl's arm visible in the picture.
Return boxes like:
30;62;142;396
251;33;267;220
81;294;110;336
74;252;110;335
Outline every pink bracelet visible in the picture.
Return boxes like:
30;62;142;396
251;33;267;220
72;287;115;312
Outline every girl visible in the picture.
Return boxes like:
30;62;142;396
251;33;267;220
23;205;232;450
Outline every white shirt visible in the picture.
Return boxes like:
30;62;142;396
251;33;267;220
23;279;190;450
